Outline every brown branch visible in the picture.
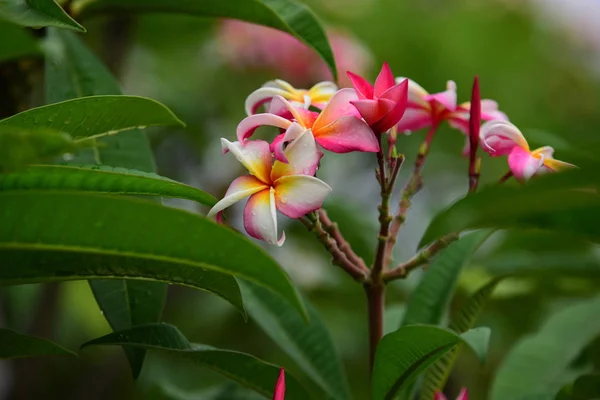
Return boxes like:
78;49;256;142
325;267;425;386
317;209;368;271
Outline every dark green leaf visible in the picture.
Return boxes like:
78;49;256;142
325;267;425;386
0;191;306;318
0;0;85;31
240;281;351;400
71;0;337;80
0;21;40;62
0;328;77;359
400;231;491;328
372;325;490;400
557;374;600;400
419;168;600;247
0;164;216;206
491;295;600;400
81;323;311;400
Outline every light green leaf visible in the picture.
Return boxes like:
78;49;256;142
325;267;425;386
491;295;600;400
81;323;311;400
0;191;306;318
71;0;337;80
0;328;77;359
0;0;85;31
419;168;600;247
372;325;490;400
0;164;216;206
240;281;352;400
0;21;41;63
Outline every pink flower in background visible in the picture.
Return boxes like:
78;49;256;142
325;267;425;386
347;63;409;134
435;388;469;400
480;120;575;181
208;128;331;246
237;89;379;161
216;19;373;87
245;79;338;115
273;368;285;400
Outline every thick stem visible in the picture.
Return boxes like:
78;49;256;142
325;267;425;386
468;156;481;193
317;209;368;271
365;283;385;374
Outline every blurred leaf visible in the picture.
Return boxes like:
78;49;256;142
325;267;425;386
0;95;184;143
0;328;77;359
419;169;600;247
81;323;311;399
0;126;84;172
0;164;217;206
154;381;266;400
557;374;600;400
484;250;600;277
0;191;307;319
400;231;491;328
0;0;85;31
372;325;490;400
491;295;600;400
71;0;337;80
420;278;501;400
44;28;170;377
240;281;352;400
0;21;40;62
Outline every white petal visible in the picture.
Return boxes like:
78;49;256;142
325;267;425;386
207;175;268;217
221;139;273;184
273;175;332;219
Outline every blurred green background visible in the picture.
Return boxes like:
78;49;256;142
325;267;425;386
2;0;600;399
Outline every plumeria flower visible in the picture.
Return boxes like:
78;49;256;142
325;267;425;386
245;79;338;115
346;62;409;134
238;88;379;162
480;120;575;182
208;126;331;246
395;78;508;152
435;388;468;400
273;368;285;400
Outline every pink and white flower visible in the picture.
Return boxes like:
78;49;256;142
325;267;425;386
480;120;575;181
435;388;468;400
245;79;338;115
208;127;331;246
238;88;379;162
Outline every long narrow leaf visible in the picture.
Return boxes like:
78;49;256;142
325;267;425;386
0;0;85;31
0;328;77;359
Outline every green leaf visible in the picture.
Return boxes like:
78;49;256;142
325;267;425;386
71;0;337;80
0;95;184;144
0;21;41;63
491;295;600;400
0;126;84;172
81;323;311;400
420;278;501;400
0;0;85;31
0;328;77;359
372;325;490;400
400;231;491;328
240;281;352;400
0;164;217;207
43;28;171;377
0;191;306;318
419;168;600;247
557;374;600;400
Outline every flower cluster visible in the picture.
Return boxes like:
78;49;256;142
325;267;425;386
209;63;574;245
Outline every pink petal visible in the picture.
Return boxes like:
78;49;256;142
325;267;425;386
456;388;469;400
207;175;269;218
267;96;319;127
397;77;430;108
274;175;332;218
434;392;448;400
221;139;273;184
314;115;379;153
236;113;292;142
481;109;509;122
313;88;361;132
347;70;374;100
479;120;529;157
425;80;457;111
372;80;409;133
271;126;323;180
395;107;432;132
448;115;470;134
273;368;286;400
373;62;395;98
508;146;544;182
244;188;285;246
350;98;395;127
245;86;290;115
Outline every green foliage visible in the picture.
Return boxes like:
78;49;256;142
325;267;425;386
491;296;600;400
0;21;40;62
240;281;352;400
0;191;306;318
0;328;77;359
81;323;311;399
0;164;216;206
557;374;600;400
0;0;85;31
371;325;490;400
